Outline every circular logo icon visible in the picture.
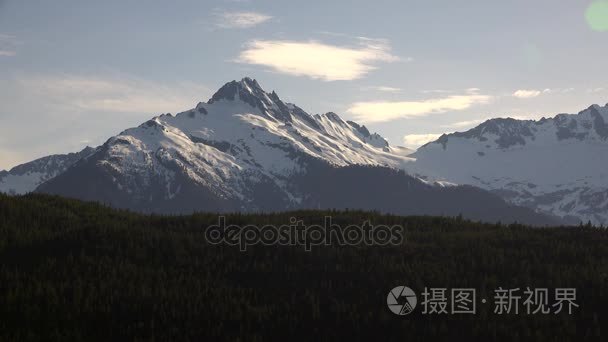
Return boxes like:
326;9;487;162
387;286;417;315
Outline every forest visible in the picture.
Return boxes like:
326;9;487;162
0;193;606;341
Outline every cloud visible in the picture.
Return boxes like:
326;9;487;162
347;93;492;123
402;134;443;149
588;87;605;93
512;89;542;98
441;119;485;129
513;88;576;98
17;73;210;114
364;86;402;93
215;11;272;29
421;89;453;94
237;39;399;81
544;88;576;94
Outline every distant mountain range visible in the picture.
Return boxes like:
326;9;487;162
0;147;95;195
412;104;608;225
3;77;605;225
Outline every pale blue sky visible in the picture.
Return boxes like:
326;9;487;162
1;0;607;169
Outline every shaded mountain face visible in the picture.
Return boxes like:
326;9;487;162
413;104;608;225
0;147;95;195
32;78;559;225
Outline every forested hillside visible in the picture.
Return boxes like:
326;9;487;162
0;194;606;341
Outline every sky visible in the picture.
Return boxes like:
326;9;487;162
1;0;608;170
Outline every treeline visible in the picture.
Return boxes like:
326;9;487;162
0;193;606;341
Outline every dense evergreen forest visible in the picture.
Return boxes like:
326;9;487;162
0;193;606;341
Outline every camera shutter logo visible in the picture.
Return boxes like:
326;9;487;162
387;286;417;315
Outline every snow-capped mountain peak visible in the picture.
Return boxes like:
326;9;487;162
30;78;413;209
207;77;294;124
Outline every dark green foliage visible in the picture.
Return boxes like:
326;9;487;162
0;194;606;341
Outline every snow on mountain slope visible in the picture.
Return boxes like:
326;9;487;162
388;145;415;157
412;104;608;224
0;147;95;194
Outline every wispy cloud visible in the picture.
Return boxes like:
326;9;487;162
215;11;272;29
17;73;210;114
0;34;18;57
1;72;212;170
543;88;576;94
363;86;402;93
512;89;542;98
402;133;444;149
512;88;577;98
441;119;485;129
588;87;605;93
236;38;400;81
421;89;453;94
347;93;492;123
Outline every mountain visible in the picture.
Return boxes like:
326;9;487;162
412;104;608;225
0;147;95;195
32;78;558;225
